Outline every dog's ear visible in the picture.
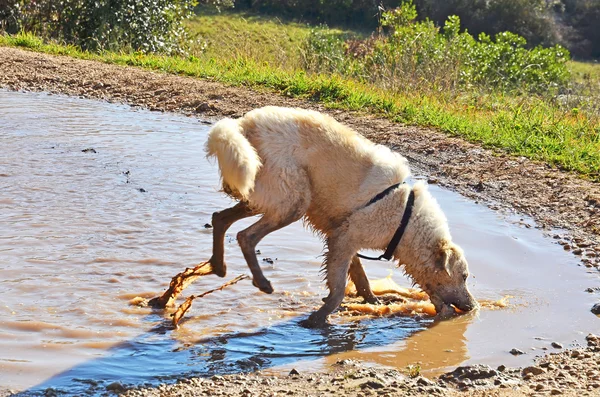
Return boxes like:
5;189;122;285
436;248;452;277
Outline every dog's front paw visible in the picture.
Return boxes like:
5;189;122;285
298;314;329;329
362;296;380;305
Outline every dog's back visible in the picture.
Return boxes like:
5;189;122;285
207;106;409;233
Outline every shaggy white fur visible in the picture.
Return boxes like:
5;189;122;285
205;106;475;327
207;106;410;232
206;118;262;200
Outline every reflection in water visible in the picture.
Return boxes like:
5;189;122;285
325;313;473;377
25;316;432;395
1;90;598;395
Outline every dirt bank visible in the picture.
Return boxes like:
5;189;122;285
1;46;599;397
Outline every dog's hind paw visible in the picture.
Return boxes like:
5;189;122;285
208;257;227;278
252;278;274;294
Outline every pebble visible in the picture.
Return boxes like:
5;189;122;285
510;348;525;355
535;383;545;391
361;381;385;390
552;342;563;349
523;366;545;376
591;303;600;315
106;382;127;393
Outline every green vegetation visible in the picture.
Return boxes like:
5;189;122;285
0;0;196;53
302;4;570;93
2;31;599;179
235;0;600;60
568;61;600;84
404;364;422;378
185;11;350;69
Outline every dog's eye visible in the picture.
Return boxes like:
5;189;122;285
462;273;468;281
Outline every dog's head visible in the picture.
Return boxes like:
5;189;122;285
421;242;477;314
394;183;476;315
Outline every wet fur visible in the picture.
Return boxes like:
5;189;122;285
206;106;475;327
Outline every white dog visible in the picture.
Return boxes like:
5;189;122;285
206;106;475;327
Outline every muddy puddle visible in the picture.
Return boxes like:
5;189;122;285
0;90;598;395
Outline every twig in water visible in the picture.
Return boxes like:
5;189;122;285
148;261;213;309
171;274;250;328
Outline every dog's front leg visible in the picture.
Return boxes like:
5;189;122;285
301;234;355;328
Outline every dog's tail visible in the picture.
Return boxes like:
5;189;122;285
206;118;262;199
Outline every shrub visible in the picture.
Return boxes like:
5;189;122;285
302;1;570;93
0;0;199;54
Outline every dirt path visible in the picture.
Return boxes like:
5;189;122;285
1;46;599;397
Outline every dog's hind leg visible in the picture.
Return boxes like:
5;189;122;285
349;255;379;304
209;201;255;277
237;204;307;294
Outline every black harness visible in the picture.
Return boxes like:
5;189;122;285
356;183;415;261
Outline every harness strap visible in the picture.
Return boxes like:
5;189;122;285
357;188;415;261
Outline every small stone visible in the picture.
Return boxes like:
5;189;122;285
106;382;127;393
535;383;545;391
522;366;545;377
361;381;385;390
591;303;600;315
551;342;563;349
288;368;300;376
81;148;97;153
573;248;583;255
196;102;212;112
416;377;435;386
510;348;525;355
204;223;212;228
497;365;506;372
551;389;563;395
44;389;57;397
138;188;146;193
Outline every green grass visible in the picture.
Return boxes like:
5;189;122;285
2;31;600;180
568;60;600;83
186;10;352;69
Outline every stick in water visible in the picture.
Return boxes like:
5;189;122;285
148;261;213;309
172;274;249;328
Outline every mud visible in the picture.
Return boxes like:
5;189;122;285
1;46;600;397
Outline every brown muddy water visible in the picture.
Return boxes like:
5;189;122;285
0;90;598;395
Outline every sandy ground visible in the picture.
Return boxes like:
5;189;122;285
1;46;599;397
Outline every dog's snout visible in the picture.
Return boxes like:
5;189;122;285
455;295;477;312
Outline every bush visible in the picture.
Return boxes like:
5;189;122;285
0;0;198;54
414;0;559;48
302;1;570;93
